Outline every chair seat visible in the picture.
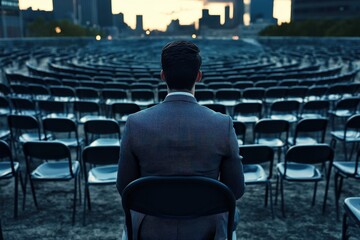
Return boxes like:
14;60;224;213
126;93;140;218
134;100;154;106
288;137;318;146
241;99;262;104
90;138;120;146
329;110;353;118
0;129;10;139
237;139;243;146
270;114;297;122
198;100;214;105
15;110;38;116
19;133;48;142
235;115;259;123
331;130;360;142
344;197;360;223
79;115;108;123
277;162;321;180
88;165;117;184
333;162;360;177
54;138;82;148
53;97;76;102
44;113;76;120
300;113;324;119
257;138;285;147
31;161;79;180
105;99;129;105
0;108;10;116
0;162;19;178
244;164;268;183
216;100;237;106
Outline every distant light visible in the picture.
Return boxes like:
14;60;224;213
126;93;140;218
107;35;112;40
96;35;101;41
192;34;197;39
55;27;61;34
145;30;151;35
232;36;239;40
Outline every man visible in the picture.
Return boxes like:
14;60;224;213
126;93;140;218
117;40;245;240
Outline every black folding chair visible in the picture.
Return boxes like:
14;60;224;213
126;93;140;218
275;144;334;217
342;197;360;240
82;145;120;225
121;176;236;240
23;141;80;224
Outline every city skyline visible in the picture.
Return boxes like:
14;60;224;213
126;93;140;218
19;0;291;31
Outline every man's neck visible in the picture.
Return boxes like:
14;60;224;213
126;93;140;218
168;88;195;96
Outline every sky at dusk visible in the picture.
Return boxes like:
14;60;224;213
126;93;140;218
19;0;291;31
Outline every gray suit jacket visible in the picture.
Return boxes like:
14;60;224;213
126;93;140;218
117;94;245;240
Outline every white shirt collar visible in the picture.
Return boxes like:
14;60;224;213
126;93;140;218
167;91;195;98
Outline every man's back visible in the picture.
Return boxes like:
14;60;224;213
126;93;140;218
117;94;244;239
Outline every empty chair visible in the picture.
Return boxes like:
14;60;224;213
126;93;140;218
233;102;262;124
279;79;299;87
23;141;80;224
233;121;246;145
84;119;121;146
10;84;31;99
28;84;51;101
305;86;328;102
263;87;287;106
242;87;265;103
254;80;277;88
131;89;155;106
38;100;75;120
0;97;11;140
275;144;334;217
111;103;141;122
342;197;360;240
50;86;76;102
76;87;100;103
253;119;289;162
207;82;232;90
74;101;106;123
0;140;23;218
325;84;347;101
288;118;328;146
0;83;11;96
82;145;120;225
215;89;241;106
240;145;274;217
195;90;215;104
286;86;307;103
329;97;360;130
121;176;236;240
333;149;360;220
9;97;38;116
233;81;254;90
80;81;105;89
130;83;154;91
43;117;83;159
268;100;300;123
203;104;227;115
300;100;330;119
330;114;360;161
102;89;128;106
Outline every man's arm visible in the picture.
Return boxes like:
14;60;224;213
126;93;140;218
116;117;140;196
219;117;245;199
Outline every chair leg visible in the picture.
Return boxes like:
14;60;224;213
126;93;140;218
78;174;81;205
86;184;92;210
280;178;285;218
83;185;87;226
322;165;332;214
335;174;344;221
268;182;274;219
264;184;268;207
342;213;348;240
275;174;279;205
72;176;78;225
312;182;318;207
14;171;19;218
343;141;348;161
0;218;3;240
29;178;38;209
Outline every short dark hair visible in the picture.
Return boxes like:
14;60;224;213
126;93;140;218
161;41;202;91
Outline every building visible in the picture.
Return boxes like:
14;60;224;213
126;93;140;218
21;8;53;36
78;0;97;27
113;12;132;35
97;0;113;27
250;0;276;24
53;0;77;22
135;15;144;34
0;0;22;38
199;9;221;31
233;0;244;26
166;19;196;36
292;0;360;21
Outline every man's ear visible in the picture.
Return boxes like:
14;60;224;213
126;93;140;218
160;70;166;81
195;71;202;83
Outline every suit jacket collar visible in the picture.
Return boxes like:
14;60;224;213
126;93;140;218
163;94;198;104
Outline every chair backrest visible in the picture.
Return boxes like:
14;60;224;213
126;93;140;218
111;103;141;117
84;119;120;144
239;145;274;178
285;144;334;166
233;121;246;143
122;176;236;240
0;140;15;174
254;119;289;134
233;102;262;115
293;118;328;144
345;114;360;132
82;145;120;165
23;141;74;176
335;97;360;111
43;117;78;139
203;104;227;114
